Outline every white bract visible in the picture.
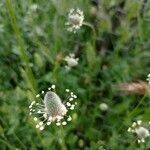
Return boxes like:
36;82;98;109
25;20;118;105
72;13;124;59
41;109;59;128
128;120;150;143
64;53;79;70
29;85;77;130
66;8;84;33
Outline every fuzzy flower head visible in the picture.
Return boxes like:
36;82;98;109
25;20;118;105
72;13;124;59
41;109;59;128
66;8;84;33
99;103;108;111
128;120;150;143
146;74;150;85
64;53;79;70
29;85;77;130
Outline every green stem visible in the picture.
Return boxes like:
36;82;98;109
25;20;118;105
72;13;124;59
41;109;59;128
118;94;147;132
6;0;37;94
52;61;59;82
59;126;67;150
0;117;26;149
83;22;96;47
128;138;137;150
137;7;143;42
0;138;15;150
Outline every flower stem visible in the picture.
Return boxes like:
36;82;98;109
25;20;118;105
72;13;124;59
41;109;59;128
83;22;96;47
118;94;147;132
59;126;67;150
6;0;37;94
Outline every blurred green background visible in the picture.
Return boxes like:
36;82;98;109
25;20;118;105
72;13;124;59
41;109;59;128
0;0;150;149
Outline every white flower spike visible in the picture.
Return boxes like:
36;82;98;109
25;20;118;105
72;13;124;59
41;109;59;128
66;8;84;33
127;120;150;143
29;85;77;130
64;53;79;70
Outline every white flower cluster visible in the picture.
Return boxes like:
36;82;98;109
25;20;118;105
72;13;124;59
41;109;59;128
64;53;79;70
128;120;150;143
29;85;77;130
66;8;84;33
146;74;150;85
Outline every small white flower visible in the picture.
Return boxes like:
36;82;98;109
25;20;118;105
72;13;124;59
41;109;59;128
99;103;108;111
51;84;55;89
69;97;74;101
41;91;44;94
36;124;39;128
29;85;77;130
132;122;137;127
128;120;150;143
47;122;51;125
66;89;70;92
67;102;71;107
146;74;150;84
127;127;132;132
62;121;67;125
64;53;79;70
40;126;44;131
66;8;84;33
36;94;40;98
137;120;142;125
34;117;38;121
67;116;72;121
70;104;75;110
56;122;61;126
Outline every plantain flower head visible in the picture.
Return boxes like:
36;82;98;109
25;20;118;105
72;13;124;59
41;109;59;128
64;53;79;70
66;8;84;33
29;85;77;130
127;120;150;143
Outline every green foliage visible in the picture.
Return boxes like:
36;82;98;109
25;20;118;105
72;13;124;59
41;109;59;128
0;0;149;149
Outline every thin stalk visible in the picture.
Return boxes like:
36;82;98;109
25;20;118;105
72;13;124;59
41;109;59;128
118;94;147;132
33;37;54;64
137;12;143;42
52;61;59;82
0;117;26;149
59;126;67;150
0;138;15;150
83;22;96;47
6;0;37;94
128;138;137;150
